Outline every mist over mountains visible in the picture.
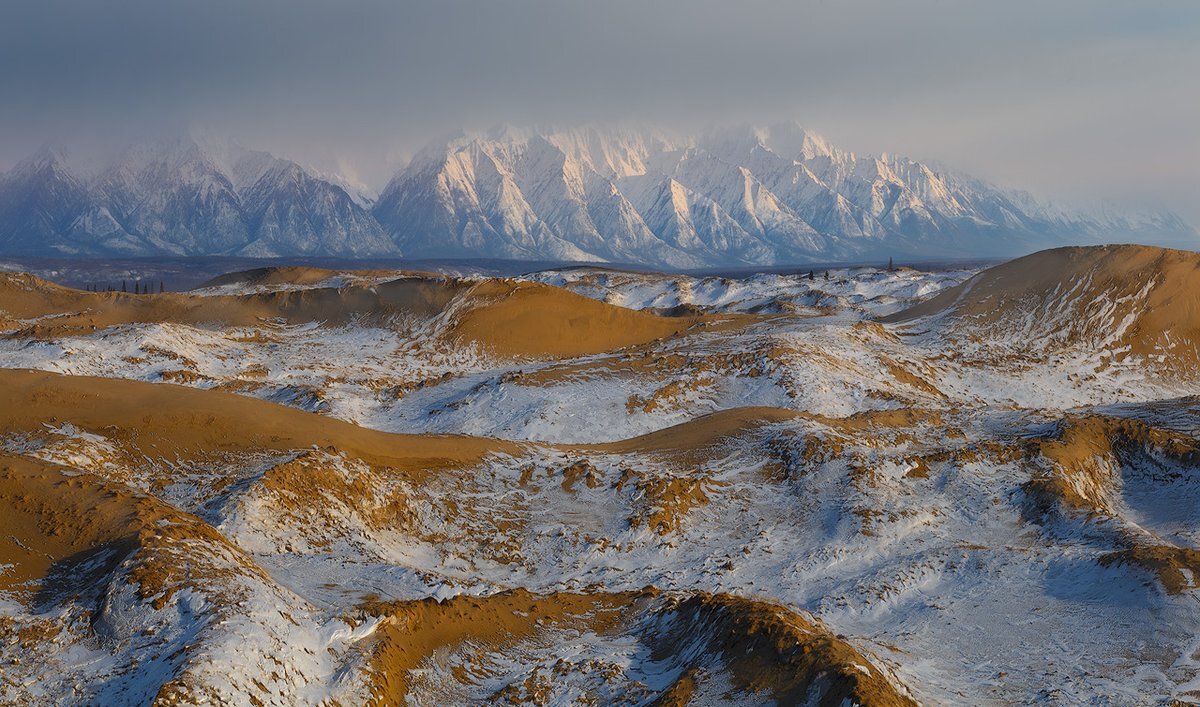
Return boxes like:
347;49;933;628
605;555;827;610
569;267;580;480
0;124;1192;267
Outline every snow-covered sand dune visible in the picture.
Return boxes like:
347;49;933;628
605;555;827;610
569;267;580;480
2;245;1200;704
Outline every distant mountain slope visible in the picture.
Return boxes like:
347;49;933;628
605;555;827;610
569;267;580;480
374;123;1196;266
0;125;1194;264
0;148;132;255
0;138;393;258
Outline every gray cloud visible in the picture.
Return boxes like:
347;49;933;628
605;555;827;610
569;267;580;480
1;0;1197;222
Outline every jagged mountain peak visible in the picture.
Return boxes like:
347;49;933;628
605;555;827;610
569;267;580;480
0;124;1195;263
372;124;1195;265
756;121;838;162
307;163;378;209
8;145;82;185
0;135;392;258
693;122;838;165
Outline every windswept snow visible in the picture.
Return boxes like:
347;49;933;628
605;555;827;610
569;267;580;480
5;251;1200;704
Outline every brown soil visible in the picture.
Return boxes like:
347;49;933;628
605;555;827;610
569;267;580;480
159;368;213;384
558;458;603;492
809;408;944;434
880;357;946;399
629;472;718;535
626;377;715;414
254;451;417;537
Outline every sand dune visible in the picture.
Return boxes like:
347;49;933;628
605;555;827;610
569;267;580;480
1020;413;1200;595
196;265;437;290
0;368;511;474
6;248;1200;703
587;406;801;460
363;588;915;706
0;454;147;596
0;452;381;703
0;369;810;469
0;270;699;359
0;369;922;703
0;453;269;603
886;244;1200;374
443;279;700;358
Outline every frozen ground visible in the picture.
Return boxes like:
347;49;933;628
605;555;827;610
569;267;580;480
522;266;975;317
3;264;1200;704
0;266;1185;444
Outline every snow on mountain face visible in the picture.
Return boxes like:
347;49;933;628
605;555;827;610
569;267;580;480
96;138;250;255
374;123;1196;266
233;152;393;257
0;124;1194;263
306;166;379;210
0;148;124;256
0;138;395;258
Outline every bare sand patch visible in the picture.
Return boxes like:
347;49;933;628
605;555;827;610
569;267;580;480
885;244;1200;374
360;588;915;706
1;271;703;359
0;368;513;476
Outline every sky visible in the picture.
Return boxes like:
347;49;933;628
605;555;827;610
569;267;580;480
0;0;1197;222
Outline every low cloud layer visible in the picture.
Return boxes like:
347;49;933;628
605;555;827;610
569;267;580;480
1;0;1196;222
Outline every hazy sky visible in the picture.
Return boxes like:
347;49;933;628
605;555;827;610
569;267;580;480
1;0;1197;221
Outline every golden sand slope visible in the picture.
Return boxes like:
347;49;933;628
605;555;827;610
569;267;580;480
0;271;699;359
0;453;145;596
361;588;915;706
195;265;441;289
1019;414;1200;595
588;406;801;460
0;272;467;334
884;245;1200;370
0;369;819;548
0;369;923;704
0;453;261;605
0;368;512;474
1022;414;1200;517
443;279;699;358
0;370;811;472
0;365;934;555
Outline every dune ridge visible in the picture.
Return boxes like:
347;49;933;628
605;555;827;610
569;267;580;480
0;270;700;359
885;244;1200;374
361;588;915;706
5;247;1200;703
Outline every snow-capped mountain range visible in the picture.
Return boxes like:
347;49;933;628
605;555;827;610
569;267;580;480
0;124;1193;265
